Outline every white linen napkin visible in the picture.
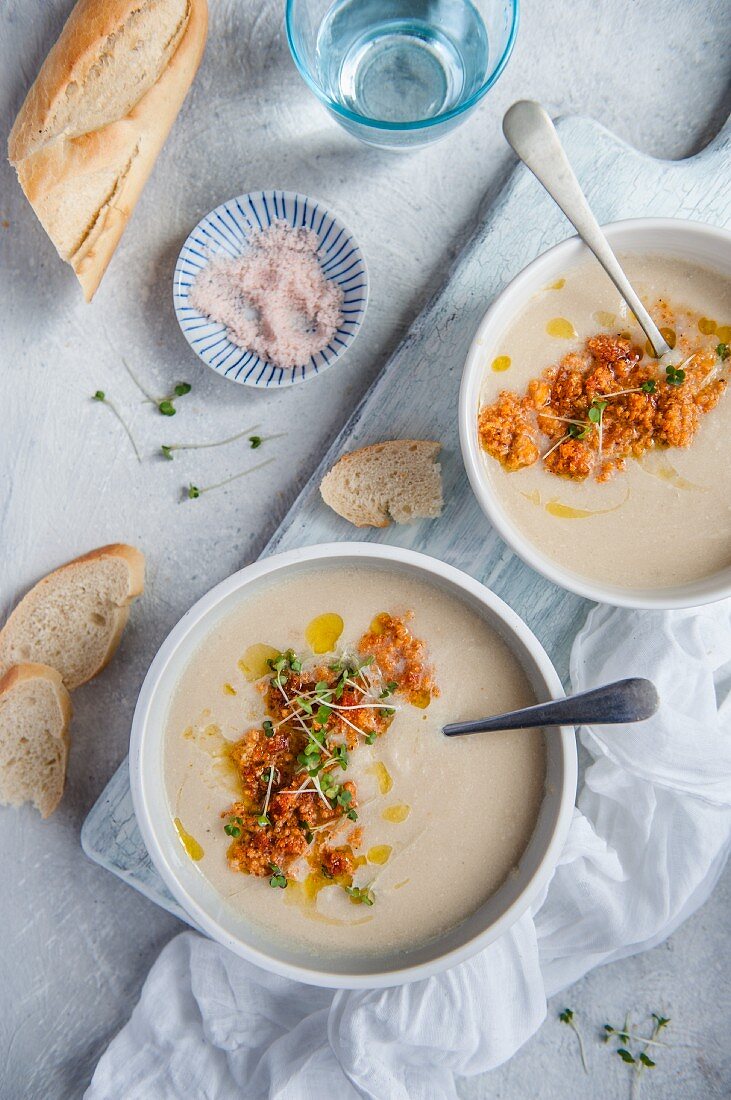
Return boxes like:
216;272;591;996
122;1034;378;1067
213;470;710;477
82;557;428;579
86;601;731;1100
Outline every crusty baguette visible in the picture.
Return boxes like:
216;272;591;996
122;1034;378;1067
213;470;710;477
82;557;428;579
0;544;145;691
320;440;443;528
0;663;72;819
8;0;208;301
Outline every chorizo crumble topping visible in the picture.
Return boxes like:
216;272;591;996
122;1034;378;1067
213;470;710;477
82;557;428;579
222;613;438;904
479;311;730;482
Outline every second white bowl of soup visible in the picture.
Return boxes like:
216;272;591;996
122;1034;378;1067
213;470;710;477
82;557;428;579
130;543;576;988
460;219;731;608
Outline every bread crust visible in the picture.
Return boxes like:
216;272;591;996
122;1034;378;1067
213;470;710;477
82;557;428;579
8;0;208;300
0;662;73;729
0;544;145;689
320;440;442;528
0;662;72;818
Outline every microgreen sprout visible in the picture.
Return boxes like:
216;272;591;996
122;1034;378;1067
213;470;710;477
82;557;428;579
604;1012;671;1096
268;863;287;889
257;764;278;826
91;390;142;463
665;364;685;386
184;457;274;500
345;884;375;906
263;719;274;738
157;382;191;417
601;379;657;398
717;342;730;361
543;432;572;460
559;1008;588;1074
224;815;243;838
249;436;262;448
588;398;608;424
161;424;262;460
332;744;348;769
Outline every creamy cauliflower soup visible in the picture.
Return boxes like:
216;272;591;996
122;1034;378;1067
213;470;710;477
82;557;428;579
477;255;731;589
164;565;546;958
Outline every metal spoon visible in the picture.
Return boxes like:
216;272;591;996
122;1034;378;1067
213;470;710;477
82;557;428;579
442;678;659;737
502;100;670;359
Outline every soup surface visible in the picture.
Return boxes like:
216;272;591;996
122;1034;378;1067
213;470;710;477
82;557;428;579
164;565;546;958
477;254;731;589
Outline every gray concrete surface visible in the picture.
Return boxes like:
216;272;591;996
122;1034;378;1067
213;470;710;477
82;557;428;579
1;0;729;1096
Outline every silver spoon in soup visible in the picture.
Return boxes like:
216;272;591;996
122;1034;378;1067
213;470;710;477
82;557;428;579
443;677;659;737
502;100;671;359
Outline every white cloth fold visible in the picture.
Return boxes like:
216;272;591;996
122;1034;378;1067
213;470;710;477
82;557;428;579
87;602;731;1100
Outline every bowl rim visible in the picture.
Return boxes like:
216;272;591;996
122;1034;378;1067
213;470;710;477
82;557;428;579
284;0;520;134
173;189;369;389
129;542;577;989
459;216;731;610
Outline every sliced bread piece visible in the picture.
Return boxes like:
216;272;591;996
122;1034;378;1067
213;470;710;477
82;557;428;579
0;544;145;691
320;440;443;528
0;663;72;818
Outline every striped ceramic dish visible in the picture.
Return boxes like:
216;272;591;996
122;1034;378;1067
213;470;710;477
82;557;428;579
173;190;368;388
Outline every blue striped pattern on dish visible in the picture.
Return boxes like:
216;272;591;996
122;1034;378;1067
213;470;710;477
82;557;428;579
173;190;368;388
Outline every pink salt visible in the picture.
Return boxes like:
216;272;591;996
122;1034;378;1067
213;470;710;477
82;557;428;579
189;220;344;369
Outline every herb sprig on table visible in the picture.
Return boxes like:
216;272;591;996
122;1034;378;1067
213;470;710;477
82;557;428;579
97;350;284;497
559;1008;589;1073
91;391;142;463
558;1007;677;1095
186;458;275;499
161;428;285;460
118;352;193;416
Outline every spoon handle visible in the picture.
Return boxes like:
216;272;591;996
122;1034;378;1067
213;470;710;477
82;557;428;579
502;101;670;358
442;678;659;737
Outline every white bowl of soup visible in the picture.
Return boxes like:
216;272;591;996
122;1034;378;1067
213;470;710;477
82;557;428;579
460;219;731;608
130;543;577;988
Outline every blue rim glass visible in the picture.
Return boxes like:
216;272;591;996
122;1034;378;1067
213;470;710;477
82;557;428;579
285;0;520;133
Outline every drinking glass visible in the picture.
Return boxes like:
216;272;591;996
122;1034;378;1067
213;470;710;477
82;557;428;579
286;0;519;149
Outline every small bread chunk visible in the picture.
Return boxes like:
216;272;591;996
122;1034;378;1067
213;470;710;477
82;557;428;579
0;544;145;691
320;440;443;528
0;664;72;818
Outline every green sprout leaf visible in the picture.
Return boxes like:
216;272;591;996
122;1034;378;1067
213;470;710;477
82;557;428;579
263;720;274;738
249;435;263;448
175;382;192;396
256;814;271;827
345;884;375;906
716;342;730;361
188;483;200;499
159;400;176;416
224;822;241;838
640;378;657;393
665;364;685;386
559;1008;588;1073
588;399;608;423
268;863;287;889
617;1049;636;1064
639;1053;656;1068
93;390;105;401
161;444;174;460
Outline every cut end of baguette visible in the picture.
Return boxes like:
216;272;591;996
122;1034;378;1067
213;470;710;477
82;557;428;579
0;664;72;819
320;440;443;528
0;543;145;691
